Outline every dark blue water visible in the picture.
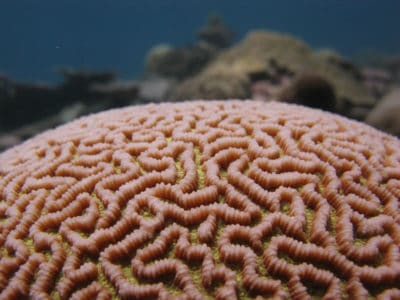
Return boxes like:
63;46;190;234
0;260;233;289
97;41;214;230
1;0;399;82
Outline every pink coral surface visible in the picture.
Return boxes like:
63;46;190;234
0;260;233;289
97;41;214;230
0;100;399;299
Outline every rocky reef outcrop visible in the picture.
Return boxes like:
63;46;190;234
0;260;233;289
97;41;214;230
277;72;336;112
169;31;375;119
0;69;139;130
365;88;400;137
0;69;143;150
144;14;234;80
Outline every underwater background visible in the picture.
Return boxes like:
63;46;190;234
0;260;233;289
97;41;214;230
2;0;399;82
0;0;399;150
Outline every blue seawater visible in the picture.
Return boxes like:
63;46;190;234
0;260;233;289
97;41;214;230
0;0;399;82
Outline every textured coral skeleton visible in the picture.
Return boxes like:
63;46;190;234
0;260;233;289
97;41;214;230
0;100;399;299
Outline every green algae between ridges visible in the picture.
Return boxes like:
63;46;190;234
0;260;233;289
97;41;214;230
98;264;120;300
0;211;8;224
189;226;199;244
302;280;327;299
175;158;184;183
47;239;73;299
359;176;367;185
139;206;155;219
131;157;146;174
219;169;227;179
305;207;314;240
189;266;213;300
328;208;337;238
91;193;105;215
194;147;205;189
280;201;291;215
121;262;139;285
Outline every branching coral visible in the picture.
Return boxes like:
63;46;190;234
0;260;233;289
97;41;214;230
0;100;399;299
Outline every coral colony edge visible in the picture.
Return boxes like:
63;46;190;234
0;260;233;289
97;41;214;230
0;100;399;299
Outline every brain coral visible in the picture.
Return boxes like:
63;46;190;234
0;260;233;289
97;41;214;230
0;100;399;300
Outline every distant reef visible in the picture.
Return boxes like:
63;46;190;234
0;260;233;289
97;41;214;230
1;14;399;150
168;30;374;116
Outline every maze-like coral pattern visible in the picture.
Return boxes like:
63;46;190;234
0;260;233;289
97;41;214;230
0;100;400;299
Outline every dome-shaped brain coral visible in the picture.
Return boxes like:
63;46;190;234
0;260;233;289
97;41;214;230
0;100;399;299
